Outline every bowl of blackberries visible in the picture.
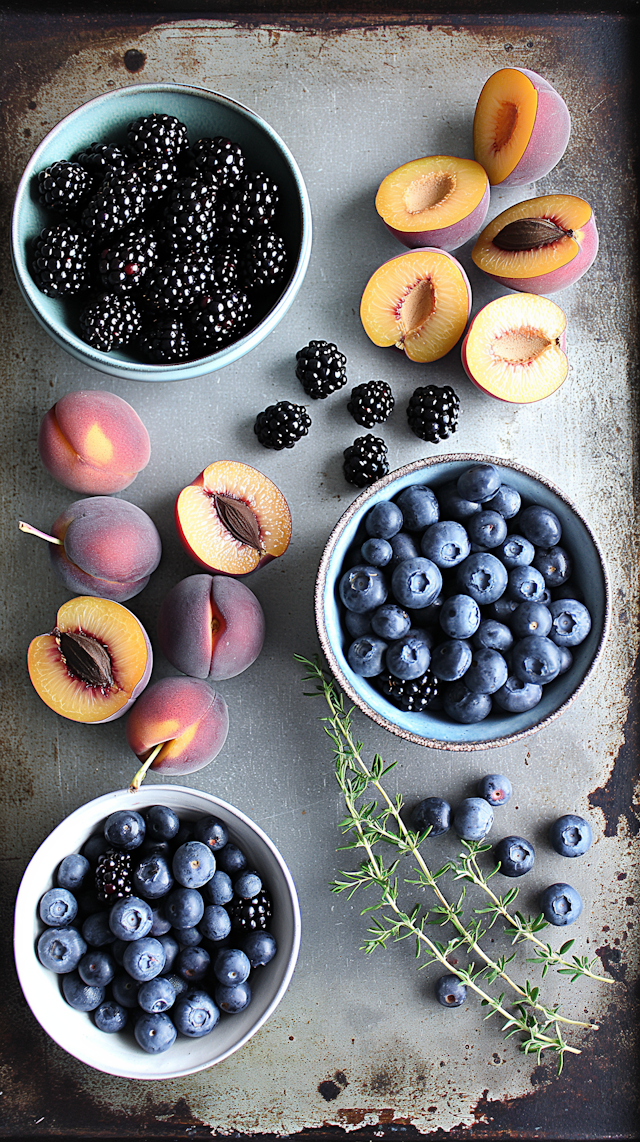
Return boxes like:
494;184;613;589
315;454;609;750
14;785;301;1078
11;83;312;381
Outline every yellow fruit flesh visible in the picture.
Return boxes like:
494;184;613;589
473;68;538;185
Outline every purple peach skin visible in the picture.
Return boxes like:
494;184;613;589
500;69;571;188
158;573;265;681
49;497;162;603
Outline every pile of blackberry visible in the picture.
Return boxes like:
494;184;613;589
30;112;290;364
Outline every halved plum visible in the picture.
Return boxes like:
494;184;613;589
461;293;568;404
473;67;571;187
375;155;490;251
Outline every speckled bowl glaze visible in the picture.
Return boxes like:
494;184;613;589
14;785;301;1079
315;454;610;751
11;83;312;382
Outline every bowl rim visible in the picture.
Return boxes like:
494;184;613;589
14;784;302;1078
315;452;611;751
10;81;313;382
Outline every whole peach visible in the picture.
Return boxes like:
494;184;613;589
158;574;265;681
47;497;161;602
126;677;229;789
38;390;150;494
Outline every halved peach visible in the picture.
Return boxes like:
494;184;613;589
472;194;598;294
27;595;152;723
473;67;571;187
360;248;471;363
175;461;292;576
375;156;490;251
461;293;568;404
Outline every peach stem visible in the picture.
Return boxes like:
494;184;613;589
18;520;63;545
129;741;166;793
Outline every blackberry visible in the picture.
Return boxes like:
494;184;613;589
188;289;252;351
37;160;95;217
131;155;181;210
295;340;347;399
237;229;287;290
229;889;273;932
378;670;440;713
343;434;389;488
254;401;311;450
347;380;394;428
140;255;211;313
98;228;160;293
202;245;239;291
95;848;133;904
31;221;92;297
74;142;128;182
139;315;191;363
224;170;279;236
79;292;142;352
81;167;149;240
127;113;190;163
161;177;219;255
407;384;460;443
188;136;245;189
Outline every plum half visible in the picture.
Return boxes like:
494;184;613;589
473;67;571;187
375;155;490;251
461;292;568;404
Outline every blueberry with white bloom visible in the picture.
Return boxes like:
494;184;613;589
548;599;592;647
439;593;480;640
511;636;562;686
499;534;535;569
549;814;593;857
394;484;439;530
452;797;494;840
466;509;507;550
365;500;403;539
339;564;388;613
540;882;583;926
134;1011;177;1053
173;989;220;1036
39;887;78;927
485;484;521;518
442;681;492;724
507;564;547;603
420;519;470;569
371;603;411;641
494;835;535;877
532;545;572;586
62;971;105;1011
464;648;509;695
386;630;432;680
477;774;512;807
457;463;501;503
472;619;513;653
519;504;562;547
391;557;442;609
56;853;90;891
94;999;128;1033
37;926;86;973
347;635;388;677
510;601;552;640
435;974;467;1008
430;639;472;682
456;552;508;605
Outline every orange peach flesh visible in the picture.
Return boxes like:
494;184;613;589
465;295;567;403
472;194;591;278
27;596;149;722
473;69;538;185
376;156;488;233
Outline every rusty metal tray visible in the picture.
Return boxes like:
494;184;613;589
1;4;638;1139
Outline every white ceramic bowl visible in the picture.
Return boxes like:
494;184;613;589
315;454;610;751
14;785;301;1079
11;82;312;381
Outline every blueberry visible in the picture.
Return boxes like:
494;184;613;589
163;887;204;930
234;870;263;899
365;500;403;539
391;557;442;609
109;896;153;941
216;844;247;875
466;510;508;550
540;882;583;926
37;926;86;973
173;989;220;1036
494;835;535;877
477;774;512;806
549;814;593;857
137;976;177;1014
213;947;251;986
39;887;78;927
82;833;109;864
94;999;128;1033
510;601;552;640
386;629;432;680
82;911;116;948
142;804;180;843
488;597;519;622
437;480;481;522
548;599;592;647
456;553;508;605
122;936;166;981
511;636;562;686
361;537;393;567
394;484;439;530
442;682;492;724
203;869;234;906
78;949;116;987
174;925;203;947
388;531;420;566
62;971;105;1011
172;840;216;889
157;933;180;973
176;945;211;982
439;594;481;640
241;930;277;968
435;974;466;1008
56;853;90;891
556;645;574;675
111;972;141;1008
134;1010;177;1053
485;484;521;519
452;797;494;840
344;609;373;638
408;797;451;837
532;545;572;586
464;648;509;695
347;635;388;677
339;564;388;613
507;564;547;603
430;638;473;682
104;810;146;852
199;904;232;942
133;853;174;899
499;534;535;569
493;676;543;713
112;938;127;966
215;980;252;1013
472;619;513;653
371;603;411;641
457;463;501;504
519;505;562;547
420;520;470;569
150;906;172;937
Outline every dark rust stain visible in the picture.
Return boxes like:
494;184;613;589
589;662;639;837
318;1070;349;1100
124;47;147;71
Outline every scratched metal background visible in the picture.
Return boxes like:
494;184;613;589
0;6;638;1140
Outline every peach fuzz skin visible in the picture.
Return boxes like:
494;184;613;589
126;677;229;777
473;68;571;188
158;573;265;681
38;390;150;495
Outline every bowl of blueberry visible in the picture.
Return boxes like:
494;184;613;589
315;454;610;750
11;82;312;381
14;785;301;1079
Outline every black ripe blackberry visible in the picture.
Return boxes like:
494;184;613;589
229;889;273;932
378;670;439;713
295;340;347;400
188;136;246;189
238;229;287;290
127;112;190;163
224;170;279;236
31;222;92;297
161;177;219;255
407;384;460;443
203;245;239;291
254;400;311;450
343;434;389;487
139;315;191;363
347;380;394;428
98;228;160;293
37;160;95;218
95;848;133;904
79;292;142;353
188;289;252;351
81;167;149;241
131;156;181;210
140;255;210;313
74;142;128;182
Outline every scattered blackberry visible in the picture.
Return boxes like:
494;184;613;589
95;848;133;904
188;289;252;351
188;136;246;189
31;222;92;297
74;142;128;182
295;340;348;399
81;167;149;240
238;229;287;290
126;113;190;162
254;401;311;450
224;170;279;236
37;160;95;217
139;315;191;363
378;670;440;713
79;292;142;352
98;228;160;293
140;255;211;313
407;384;460;443
347;380;394;427
229;889;273;932
343;434;389;487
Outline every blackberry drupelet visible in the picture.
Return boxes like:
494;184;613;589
254;401;311;450
37;160;95;217
378;670;439;713
126;113;190;163
74;142;128;182
95;848;133;904
343;434;389;487
407;384;460;443
238;229;287;290
188;289;251;351
188;136;246;189
31;222;92;297
295;340;348;399
79;292;143;352
81;167;149;240
98;228;160;293
347;380;395;427
139;315;191;363
229;889;273;932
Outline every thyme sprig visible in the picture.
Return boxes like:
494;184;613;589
298;654;610;1072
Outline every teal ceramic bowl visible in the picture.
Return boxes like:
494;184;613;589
11;83;312;382
315;454;610;751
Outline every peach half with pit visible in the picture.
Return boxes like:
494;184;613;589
375;155;490;251
360;248;471;363
158;573;265;681
471;194;598;294
461;292;568;404
27;595;152;723
38;389;151;495
175;461;292;577
473;67;571;187
126;677;229;791
19;496;162;603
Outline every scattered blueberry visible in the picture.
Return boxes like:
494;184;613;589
435;974;467;1007
494;836;535;877
409;797;451;837
540;882;583;926
549;814;593;857
452;797;494;840
477;774;512;807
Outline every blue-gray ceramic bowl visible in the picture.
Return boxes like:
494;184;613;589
11;83;312;382
315;454;610;751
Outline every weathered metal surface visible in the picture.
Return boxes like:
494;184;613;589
0;9;638;1140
